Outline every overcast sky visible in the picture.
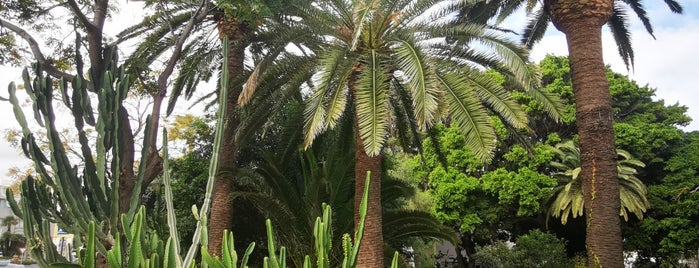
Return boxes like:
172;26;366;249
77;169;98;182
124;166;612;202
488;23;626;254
0;1;698;185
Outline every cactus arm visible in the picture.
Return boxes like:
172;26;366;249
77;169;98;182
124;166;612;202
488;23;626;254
183;36;230;268
162;129;183;267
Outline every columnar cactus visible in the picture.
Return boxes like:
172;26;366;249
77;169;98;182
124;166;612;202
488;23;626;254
6;41;151;266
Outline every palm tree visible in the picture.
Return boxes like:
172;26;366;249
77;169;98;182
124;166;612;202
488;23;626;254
548;140;649;225
456;0;682;265
231;105;457;266
116;1;310;256
286;0;560;266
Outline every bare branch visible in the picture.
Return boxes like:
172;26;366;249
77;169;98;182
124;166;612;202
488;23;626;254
0;17;77;83
149;0;209;147
65;0;97;32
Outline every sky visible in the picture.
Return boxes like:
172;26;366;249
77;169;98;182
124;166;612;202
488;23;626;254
0;1;698;185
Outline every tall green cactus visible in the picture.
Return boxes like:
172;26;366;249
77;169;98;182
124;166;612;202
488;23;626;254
5;39;154;265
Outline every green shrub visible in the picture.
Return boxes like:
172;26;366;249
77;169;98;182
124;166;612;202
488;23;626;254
475;229;572;268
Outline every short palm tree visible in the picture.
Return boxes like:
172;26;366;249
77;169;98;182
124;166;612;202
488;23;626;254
287;0;561;266
548;140;649;224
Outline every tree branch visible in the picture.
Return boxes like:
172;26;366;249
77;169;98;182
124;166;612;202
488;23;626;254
142;0;209;188
0;17;77;83
149;0;209;147
65;0;97;32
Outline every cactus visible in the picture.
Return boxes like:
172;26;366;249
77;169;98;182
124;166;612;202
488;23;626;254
6;35;153;266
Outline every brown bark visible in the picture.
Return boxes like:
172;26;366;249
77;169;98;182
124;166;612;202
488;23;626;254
546;0;623;266
208;20;246;256
354;121;384;268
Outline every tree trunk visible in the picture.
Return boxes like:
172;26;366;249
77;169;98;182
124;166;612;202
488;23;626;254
354;119;384;268
546;1;622;266
208;20;246;256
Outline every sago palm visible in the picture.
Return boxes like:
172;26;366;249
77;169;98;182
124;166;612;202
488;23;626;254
285;0;562;266
548;140;649;224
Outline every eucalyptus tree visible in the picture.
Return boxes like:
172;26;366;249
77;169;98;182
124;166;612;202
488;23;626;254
288;0;561;266
548;140;649;225
456;0;684;264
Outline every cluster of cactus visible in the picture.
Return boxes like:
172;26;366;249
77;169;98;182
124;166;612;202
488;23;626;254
6;41;138;266
52;176;397;268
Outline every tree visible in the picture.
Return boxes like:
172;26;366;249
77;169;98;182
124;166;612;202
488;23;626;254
1;216;17;234
548;140;649;224
481;0;685;265
531;55;696;265
474;229;572;268
292;0;558;265
411;124;558;267
1;0;206;266
117;0;310;255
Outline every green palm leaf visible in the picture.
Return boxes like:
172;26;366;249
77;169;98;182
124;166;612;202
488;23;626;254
436;72;495;161
355;50;390;156
461;69;528;129
548;141;650;224
392;38;441;130
303;48;349;149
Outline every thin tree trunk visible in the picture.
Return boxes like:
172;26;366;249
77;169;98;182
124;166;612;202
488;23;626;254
546;1;622;266
208;21;246;256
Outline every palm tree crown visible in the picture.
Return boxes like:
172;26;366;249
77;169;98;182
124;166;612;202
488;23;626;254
299;0;560;161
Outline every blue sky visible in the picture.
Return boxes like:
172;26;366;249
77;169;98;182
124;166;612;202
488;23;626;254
0;1;698;185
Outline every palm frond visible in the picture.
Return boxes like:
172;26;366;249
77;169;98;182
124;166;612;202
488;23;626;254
383;210;458;245
461;69;528;129
392;38;441;130
303;48;349;149
620;0;654;38
663;0;683;13
521;7;550;48
608;5;635;69
355;49;390;156
524;86;565;122
350;0;381;51
436;72;495;161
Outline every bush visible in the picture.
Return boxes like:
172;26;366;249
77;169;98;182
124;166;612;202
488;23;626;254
475;229;572;268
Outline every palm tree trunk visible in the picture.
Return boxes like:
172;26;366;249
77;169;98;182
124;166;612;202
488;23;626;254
354;111;384;268
208;20;246;257
546;1;622;266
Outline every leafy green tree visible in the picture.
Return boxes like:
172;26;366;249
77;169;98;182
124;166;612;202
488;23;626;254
412;124;558;267
624;131;699;266
532;55;696;265
475;230;572;268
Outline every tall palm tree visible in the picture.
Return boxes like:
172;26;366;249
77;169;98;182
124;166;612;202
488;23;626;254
116;1;310;256
287;0;561;266
548;140;649;225
456;0;682;265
